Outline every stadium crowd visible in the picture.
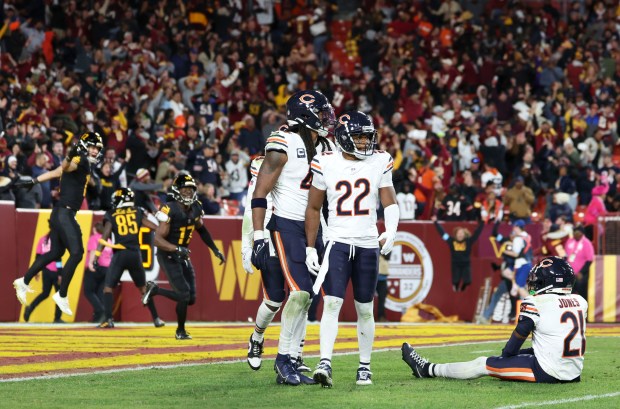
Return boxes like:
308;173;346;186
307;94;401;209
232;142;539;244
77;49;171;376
0;0;618;232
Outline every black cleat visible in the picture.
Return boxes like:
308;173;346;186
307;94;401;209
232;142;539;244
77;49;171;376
175;329;192;340
142;281;157;305
401;343;431;378
98;319;115;328
153;318;165;328
53;319;66;324
293;357;311;372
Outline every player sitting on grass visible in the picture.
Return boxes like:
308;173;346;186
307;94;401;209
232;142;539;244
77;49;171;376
402;256;587;383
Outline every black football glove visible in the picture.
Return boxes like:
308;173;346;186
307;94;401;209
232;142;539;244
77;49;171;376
251;239;269;271
14;176;39;191
213;248;226;265
67;143;81;159
175;246;191;260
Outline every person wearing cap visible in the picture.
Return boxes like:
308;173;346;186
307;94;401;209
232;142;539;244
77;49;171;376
191;142;220;187
129;168;170;213
565;226;594;302
503;176;535;225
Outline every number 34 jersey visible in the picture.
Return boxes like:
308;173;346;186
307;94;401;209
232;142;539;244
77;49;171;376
104;206;146;251
265;129;334;221
519;293;588;381
311;150;394;248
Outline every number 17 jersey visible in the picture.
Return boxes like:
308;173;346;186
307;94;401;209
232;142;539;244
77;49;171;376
311;149;394;247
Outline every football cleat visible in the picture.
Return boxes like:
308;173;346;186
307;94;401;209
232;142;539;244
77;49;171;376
52;292;73;316
313;361;333;388
175;329;192;340
153;318;165;328
401;343;431;378
54;319;66;324
13;277;33;305
274;356;300;386
247;335;264;370
293;357;311;372
142;281;157;305
98;319;115;329
356;367;373;386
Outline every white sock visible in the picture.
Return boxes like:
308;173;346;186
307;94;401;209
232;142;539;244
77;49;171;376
431;356;489;379
252;300;281;343
355;300;375;366
289;311;308;360
319;296;343;361
277;291;310;356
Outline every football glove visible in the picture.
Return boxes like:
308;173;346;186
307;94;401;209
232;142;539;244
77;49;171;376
378;230;396;255
67;143;81;159
251;239;269;271
213;248;226;265
241;247;253;274
14;176;39;191
176;246;191;260
305;247;320;276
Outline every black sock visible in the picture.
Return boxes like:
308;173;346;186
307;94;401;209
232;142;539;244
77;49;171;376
176;301;187;331
146;298;159;320
103;292;114;320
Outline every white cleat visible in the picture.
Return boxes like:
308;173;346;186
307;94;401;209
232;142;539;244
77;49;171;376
13;277;33;305
53;292;73;316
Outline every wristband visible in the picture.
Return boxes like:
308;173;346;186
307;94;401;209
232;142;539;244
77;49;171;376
253;231;264;241
33;177;40;185
95;250;101;257
251;198;268;209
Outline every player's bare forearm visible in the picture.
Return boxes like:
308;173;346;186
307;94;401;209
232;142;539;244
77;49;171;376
36;166;63;183
379;186;397;208
252;151;286;231
305;187;325;247
154;222;177;252
95;223;113;253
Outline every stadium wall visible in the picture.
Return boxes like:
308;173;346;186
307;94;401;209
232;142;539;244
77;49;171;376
1;202;616;323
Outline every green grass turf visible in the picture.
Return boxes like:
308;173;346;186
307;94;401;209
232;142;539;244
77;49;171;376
1;338;619;409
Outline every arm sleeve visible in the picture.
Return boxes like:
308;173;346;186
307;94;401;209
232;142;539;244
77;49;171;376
310;156;327;190
434;221;450;241
265;131;289;154
471;220;485;243
197;224;218;252
379;153;394;188
501;316;535;357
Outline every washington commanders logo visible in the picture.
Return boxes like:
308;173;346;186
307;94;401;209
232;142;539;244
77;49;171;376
385;231;434;312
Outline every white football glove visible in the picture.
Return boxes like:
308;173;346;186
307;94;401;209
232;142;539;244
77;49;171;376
378;230;396;255
242;247;254;274
305;247;320;276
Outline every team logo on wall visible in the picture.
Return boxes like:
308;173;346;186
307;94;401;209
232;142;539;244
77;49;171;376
385;231;434;312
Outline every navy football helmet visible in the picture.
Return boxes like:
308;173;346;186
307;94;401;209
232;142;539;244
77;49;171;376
112;187;135;208
78;132;104;164
334;111;377;160
286;90;335;137
527;256;576;295
171;174;197;206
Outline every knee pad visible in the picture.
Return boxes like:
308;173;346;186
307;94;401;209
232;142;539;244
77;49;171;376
264;299;282;312
323;296;344;317
354;300;374;322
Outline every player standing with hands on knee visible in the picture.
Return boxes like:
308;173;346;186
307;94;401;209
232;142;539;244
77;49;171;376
305;111;399;387
14;132;104;317
251;90;335;385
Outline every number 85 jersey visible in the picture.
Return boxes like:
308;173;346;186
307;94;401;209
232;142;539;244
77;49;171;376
311;149;394;247
520;293;588;381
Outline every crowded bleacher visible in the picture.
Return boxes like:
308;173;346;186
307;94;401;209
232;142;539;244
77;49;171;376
0;0;618;238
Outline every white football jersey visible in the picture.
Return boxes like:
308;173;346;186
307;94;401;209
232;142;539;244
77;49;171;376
396;192;416;220
311;149;394;247
242;157;275;255
225;157;249;194
265;129;334;221
519;293;588;381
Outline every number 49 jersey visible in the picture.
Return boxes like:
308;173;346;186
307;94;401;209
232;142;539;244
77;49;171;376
519;293;588;381
265;129;334;221
311;149;394;247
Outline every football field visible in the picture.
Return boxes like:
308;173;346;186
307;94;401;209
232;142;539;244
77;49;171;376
0;323;619;408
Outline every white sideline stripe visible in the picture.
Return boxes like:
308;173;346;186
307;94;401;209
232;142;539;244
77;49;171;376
494;392;620;409
0;339;505;383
